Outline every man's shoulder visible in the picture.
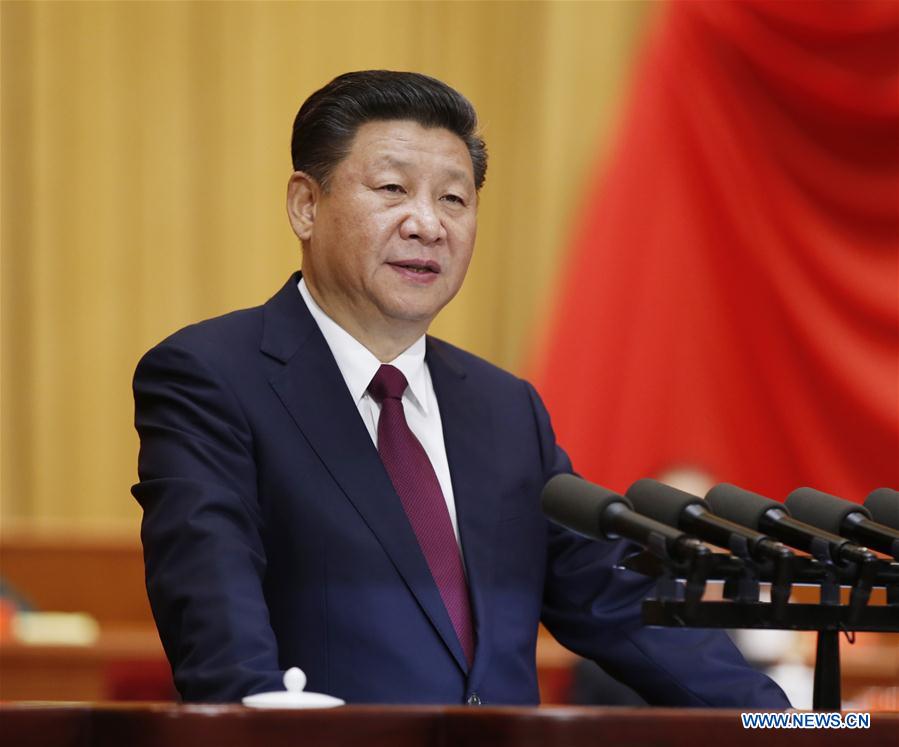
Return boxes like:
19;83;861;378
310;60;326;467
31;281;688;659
143;274;303;363
159;305;263;354
137;304;267;380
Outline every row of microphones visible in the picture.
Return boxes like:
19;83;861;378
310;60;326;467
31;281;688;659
542;477;899;563
542;477;898;624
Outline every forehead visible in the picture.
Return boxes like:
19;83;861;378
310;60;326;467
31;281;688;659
341;120;474;182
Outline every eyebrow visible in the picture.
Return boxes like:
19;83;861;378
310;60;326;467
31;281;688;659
372;156;472;186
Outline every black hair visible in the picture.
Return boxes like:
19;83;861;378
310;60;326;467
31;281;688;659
291;70;487;190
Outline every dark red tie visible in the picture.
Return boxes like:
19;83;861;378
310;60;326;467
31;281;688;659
368;364;475;665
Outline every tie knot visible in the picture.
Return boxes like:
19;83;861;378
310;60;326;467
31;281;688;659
368;364;408;403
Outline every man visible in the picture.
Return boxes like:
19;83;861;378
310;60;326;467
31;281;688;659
133;70;789;707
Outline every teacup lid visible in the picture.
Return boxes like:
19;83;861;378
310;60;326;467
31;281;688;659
241;667;345;709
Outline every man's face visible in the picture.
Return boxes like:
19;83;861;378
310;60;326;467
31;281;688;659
292;120;478;340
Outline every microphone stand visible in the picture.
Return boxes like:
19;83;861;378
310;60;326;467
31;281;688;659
621;548;899;710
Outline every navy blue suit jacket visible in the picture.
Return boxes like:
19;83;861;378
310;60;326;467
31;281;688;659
132;273;789;706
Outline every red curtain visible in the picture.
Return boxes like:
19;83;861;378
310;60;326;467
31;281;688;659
529;0;899;503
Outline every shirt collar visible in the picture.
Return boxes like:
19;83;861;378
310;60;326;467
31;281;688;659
297;277;430;415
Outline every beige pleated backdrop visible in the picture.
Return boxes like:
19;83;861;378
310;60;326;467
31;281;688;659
1;0;652;530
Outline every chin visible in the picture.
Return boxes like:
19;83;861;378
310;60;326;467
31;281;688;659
380;300;445;326
379;291;452;322
387;308;441;325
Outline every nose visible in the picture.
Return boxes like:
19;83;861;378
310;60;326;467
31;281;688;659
399;196;446;245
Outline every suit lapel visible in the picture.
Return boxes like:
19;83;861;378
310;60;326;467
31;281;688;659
261;275;470;673
427;339;502;690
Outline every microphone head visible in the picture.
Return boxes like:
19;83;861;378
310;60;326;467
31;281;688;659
865;488;899;529
706;483;788;530
785;487;871;535
626;478;707;527
541;474;631;539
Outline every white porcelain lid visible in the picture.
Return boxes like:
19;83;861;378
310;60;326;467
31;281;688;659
241;667;345;709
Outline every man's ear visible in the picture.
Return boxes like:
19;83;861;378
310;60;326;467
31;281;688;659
286;171;320;242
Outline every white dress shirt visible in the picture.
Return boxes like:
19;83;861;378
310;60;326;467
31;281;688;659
298;278;462;545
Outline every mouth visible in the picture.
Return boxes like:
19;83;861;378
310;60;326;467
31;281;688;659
387;259;441;275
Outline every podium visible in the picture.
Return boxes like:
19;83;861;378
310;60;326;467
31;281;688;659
3;704;898;747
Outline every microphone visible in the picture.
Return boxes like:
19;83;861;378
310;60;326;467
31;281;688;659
786;487;899;561
627;478;793;562
541;474;708;563
865;488;899;530
706;483;876;567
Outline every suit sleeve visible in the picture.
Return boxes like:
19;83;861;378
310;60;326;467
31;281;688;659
524;382;791;708
132;341;283;702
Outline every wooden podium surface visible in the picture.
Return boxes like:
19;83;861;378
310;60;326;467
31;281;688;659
2;704;897;747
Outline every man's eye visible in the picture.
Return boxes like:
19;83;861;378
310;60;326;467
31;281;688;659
380;184;405;194
442;194;465;206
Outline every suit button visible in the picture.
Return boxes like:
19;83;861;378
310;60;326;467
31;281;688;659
466;693;482;706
